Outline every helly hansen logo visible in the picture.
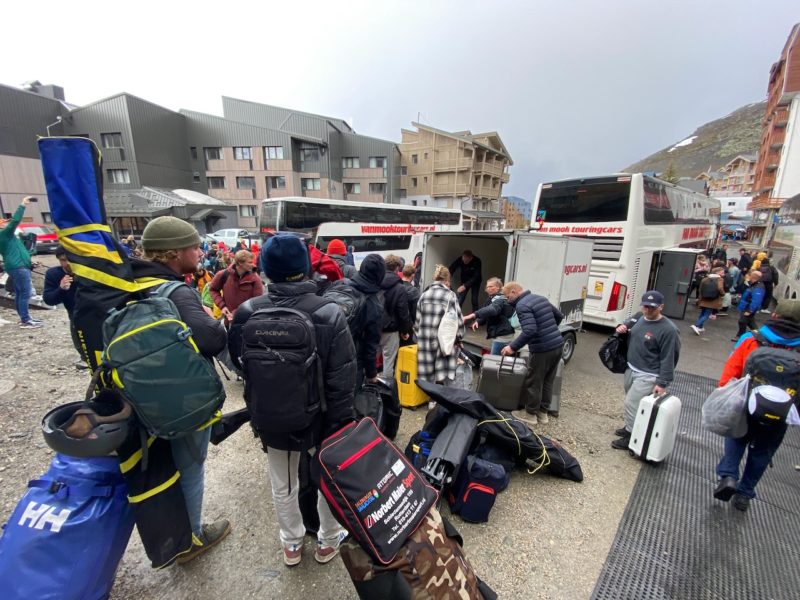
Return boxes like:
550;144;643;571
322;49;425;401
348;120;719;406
18;501;71;532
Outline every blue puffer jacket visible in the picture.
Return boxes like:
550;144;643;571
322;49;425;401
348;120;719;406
739;282;765;313
509;291;564;354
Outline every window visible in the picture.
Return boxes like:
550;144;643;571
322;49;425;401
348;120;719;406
318;235;412;253
411;177;418;187
239;205;257;217
302;178;321;191
399;189;407;199
369;156;387;169
423;152;428;160
268;176;286;189
400;166;407;175
264;146;284;160
345;182;361;194
204;147;222;160
193;173;200;183
538;181;630;223
424;176;428;183
299;147;321;172
234;147;252;160
369;183;386;195
41;212;53;224
236;176;256;189
411;154;418;165
107;169;130;184
190;147;197;160
101;132;123;148
342;157;360;169
207;176;226;189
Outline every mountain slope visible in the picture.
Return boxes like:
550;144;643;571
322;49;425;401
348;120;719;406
622;101;765;177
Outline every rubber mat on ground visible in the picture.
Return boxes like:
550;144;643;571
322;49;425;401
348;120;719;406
592;371;800;600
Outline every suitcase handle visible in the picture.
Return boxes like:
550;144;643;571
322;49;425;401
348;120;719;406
497;354;521;377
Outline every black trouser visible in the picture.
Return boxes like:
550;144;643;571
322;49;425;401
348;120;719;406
737;312;757;337
456;283;481;313
519;346;562;413
762;282;773;311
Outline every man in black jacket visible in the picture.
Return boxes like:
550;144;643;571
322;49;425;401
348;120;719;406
379;254;413;377
348;254;385;388
501;282;564;426
230;235;356;567
134;216;230;564
449;249;482;312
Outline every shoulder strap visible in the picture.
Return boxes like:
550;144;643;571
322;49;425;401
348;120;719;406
152;280;186;299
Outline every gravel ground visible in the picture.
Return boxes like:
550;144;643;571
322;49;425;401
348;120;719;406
0;258;737;599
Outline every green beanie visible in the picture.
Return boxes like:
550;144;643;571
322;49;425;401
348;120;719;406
141;216;200;251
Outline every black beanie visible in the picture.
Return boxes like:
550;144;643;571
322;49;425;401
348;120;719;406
359;254;386;287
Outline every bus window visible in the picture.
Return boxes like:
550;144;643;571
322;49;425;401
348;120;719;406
318;235;413;253
537;182;630;222
260;202;280;232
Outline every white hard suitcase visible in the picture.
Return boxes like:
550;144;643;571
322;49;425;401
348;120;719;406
628;393;682;462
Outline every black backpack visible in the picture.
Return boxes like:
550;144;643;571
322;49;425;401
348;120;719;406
598;333;628;374
240;295;327;433
323;279;366;334
744;336;800;426
700;277;720;300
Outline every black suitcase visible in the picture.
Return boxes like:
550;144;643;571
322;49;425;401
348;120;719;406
477;355;527;411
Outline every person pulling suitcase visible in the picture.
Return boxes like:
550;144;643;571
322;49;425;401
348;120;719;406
611;291;681;450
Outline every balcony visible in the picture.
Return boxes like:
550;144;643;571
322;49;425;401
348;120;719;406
433;157;473;171
767;163;779;171
748;197;782;210
432;183;471;196
501;172;510;183
476;162;503;177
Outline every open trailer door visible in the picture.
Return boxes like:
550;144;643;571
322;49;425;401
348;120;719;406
650;248;701;320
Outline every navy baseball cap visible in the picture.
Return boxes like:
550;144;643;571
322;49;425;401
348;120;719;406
641;290;665;307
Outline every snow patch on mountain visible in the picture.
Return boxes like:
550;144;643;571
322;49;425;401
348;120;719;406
667;136;698;153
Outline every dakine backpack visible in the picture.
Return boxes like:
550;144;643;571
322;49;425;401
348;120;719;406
240;295;327;433
101;281;225;439
744;337;800;426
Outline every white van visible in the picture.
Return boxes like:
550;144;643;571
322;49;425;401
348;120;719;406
209;228;255;248
421;231;594;363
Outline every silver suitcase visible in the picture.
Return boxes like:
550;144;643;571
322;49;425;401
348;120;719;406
628;393;681;462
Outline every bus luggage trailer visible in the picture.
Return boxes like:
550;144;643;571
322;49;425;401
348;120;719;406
420;231;594;363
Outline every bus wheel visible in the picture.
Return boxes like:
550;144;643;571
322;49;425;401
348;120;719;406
562;332;576;364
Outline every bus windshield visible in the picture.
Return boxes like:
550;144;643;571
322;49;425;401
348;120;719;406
537;181;630;223
261;201;280;231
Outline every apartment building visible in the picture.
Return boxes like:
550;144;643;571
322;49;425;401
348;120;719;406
696;154;757;196
398;123;512;230
0;83;399;233
500;195;532;229
749;23;800;245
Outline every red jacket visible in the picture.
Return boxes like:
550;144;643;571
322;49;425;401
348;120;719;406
308;245;342;282
719;337;759;387
209;266;264;314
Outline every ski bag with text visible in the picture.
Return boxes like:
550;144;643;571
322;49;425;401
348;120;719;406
318;418;438;564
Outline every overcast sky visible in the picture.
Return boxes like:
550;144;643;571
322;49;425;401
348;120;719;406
2;1;798;200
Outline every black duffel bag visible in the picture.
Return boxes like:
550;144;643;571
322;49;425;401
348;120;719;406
598;333;628;374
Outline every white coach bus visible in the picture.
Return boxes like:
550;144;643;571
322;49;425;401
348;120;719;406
769;195;800;302
532;174;720;326
259;197;462;265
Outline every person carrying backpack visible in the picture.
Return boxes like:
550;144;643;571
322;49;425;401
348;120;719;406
230;234;356;566
691;267;724;336
759;258;777;314
379;254;413;378
324;254;385;389
208;250;263;325
132;216;231;563
326;238;357;279
714;299;800;512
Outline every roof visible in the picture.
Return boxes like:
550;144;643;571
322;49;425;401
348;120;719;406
410;122;512;163
188;208;227;221
221;96;354;134
104;187;233;217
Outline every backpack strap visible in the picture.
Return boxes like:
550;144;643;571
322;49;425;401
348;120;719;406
288;293;332;415
152;280;189;299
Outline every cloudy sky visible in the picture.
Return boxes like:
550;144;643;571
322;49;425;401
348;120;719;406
2;1;798;199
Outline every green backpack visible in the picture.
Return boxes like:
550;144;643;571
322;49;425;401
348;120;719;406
100;281;225;439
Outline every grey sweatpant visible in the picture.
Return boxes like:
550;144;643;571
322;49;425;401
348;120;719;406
623;368;657;432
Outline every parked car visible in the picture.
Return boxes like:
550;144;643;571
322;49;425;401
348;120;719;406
208;228;254;248
17;223;59;254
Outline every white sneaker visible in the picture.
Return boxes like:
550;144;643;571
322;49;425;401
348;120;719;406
690;325;702;336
